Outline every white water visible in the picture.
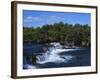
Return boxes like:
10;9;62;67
24;64;37;69
24;47;80;69
36;48;78;64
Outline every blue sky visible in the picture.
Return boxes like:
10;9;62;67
23;10;91;28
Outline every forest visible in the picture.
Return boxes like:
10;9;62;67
23;22;90;47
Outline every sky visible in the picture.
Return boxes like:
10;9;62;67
23;10;91;28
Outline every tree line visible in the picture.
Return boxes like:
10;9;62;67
23;22;90;47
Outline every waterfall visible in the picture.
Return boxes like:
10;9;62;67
36;47;76;64
23;44;80;69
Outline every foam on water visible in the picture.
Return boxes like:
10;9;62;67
36;48;78;64
24;47;79;69
23;64;37;69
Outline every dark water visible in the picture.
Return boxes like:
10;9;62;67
23;43;91;69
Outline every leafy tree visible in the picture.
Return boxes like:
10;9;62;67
23;22;90;47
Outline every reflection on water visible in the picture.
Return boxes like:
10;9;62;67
23;43;91;69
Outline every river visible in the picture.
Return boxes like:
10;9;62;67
23;43;91;69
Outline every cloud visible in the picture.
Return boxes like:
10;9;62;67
27;16;33;19
46;15;64;22
24;16;41;22
51;15;59;19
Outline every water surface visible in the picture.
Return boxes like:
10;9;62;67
23;43;91;69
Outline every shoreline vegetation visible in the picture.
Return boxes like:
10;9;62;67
23;22;90;48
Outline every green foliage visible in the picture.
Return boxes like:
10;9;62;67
23;22;90;47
